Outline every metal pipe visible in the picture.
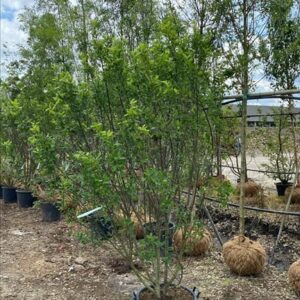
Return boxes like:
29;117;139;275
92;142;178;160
221;112;300;119
223;89;300;100
203;204;223;246
204;195;300;217
182;191;300;217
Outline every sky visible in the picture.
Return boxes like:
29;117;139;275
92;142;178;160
1;0;32;76
0;0;299;106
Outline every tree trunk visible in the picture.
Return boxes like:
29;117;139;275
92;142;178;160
239;0;249;236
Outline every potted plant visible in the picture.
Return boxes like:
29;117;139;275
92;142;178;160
1;158;18;203
33;183;61;222
28;122;71;222
28;130;62;221
39;201;61;222
77;207;113;240
1;115;38;207
1;141;19;203
75;108;206;299
0;83;38;205
15;151;39;208
72;11;224;296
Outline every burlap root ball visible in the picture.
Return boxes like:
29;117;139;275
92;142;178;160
131;214;148;239
222;235;266;276
288;259;300;295
285;186;300;204
236;180;260;197
116;213;145;239
196;174;226;189
173;227;212;256
244;194;266;208
134;221;144;239
290;203;300;212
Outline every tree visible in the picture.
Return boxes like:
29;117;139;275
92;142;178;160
73;8;223;298
221;0;267;235
260;0;300;185
220;1;267;278
260;0;300;91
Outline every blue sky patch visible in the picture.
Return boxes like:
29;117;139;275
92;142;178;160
1;6;16;21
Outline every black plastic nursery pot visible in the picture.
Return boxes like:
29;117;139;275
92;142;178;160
16;190;34;208
41;202;61;222
143;221;176;245
275;182;293;196
87;216;113;240
143;222;176;256
2;186;17;203
132;285;200;300
0;186;3;199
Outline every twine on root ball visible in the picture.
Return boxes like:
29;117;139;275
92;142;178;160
222;235;266;276
288;259;300;295
173;227;212;256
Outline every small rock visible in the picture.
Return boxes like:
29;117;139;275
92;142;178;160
74;257;88;266
74;264;85;272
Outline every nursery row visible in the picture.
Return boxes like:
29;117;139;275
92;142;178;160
0;186;60;221
1;0;300;298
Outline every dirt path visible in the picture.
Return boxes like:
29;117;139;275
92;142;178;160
0;201;299;300
0;202;133;300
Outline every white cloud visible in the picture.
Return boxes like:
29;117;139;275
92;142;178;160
1;17;27;47
255;78;272;92
0;0;79;78
1;0;34;11
1;0;34;77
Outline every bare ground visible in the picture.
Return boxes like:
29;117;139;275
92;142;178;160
0;201;299;300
